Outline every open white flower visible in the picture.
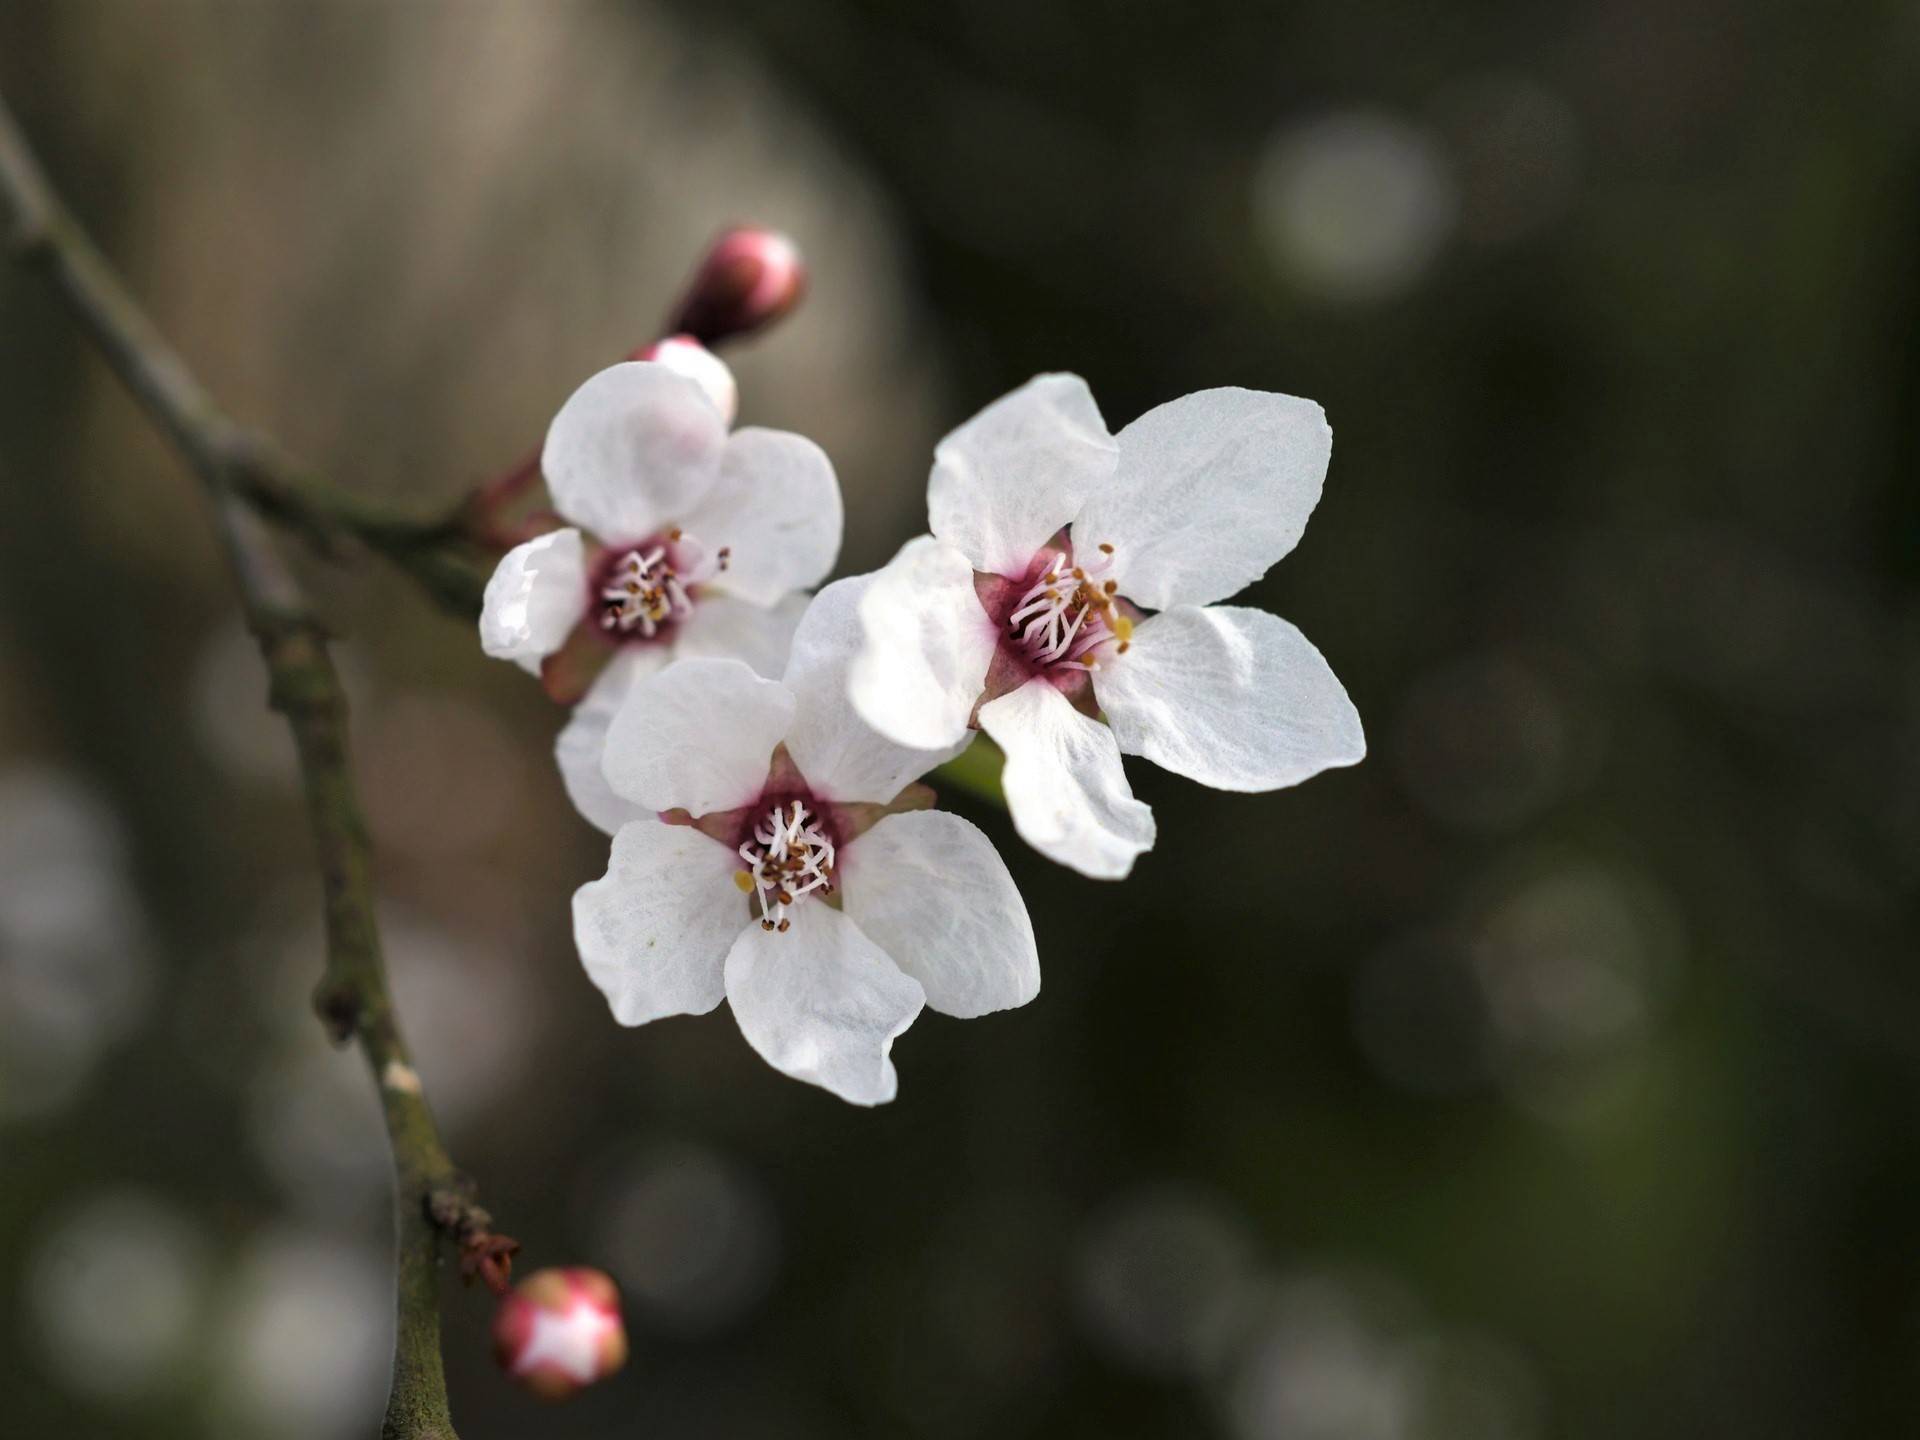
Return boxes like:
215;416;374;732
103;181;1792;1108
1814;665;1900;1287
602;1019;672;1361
476;355;842;833
573;577;1039;1106
850;374;1364;880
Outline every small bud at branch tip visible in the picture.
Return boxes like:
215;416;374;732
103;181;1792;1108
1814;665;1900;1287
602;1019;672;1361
493;1266;628;1401
667;226;806;347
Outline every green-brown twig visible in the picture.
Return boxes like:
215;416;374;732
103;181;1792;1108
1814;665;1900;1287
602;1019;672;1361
0;88;489;1440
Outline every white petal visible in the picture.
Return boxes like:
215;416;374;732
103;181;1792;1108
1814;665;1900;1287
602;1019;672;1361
850;536;996;750
680;428;842;607
723;903;924;1105
1094;604;1365;791
842;811;1039;1019
571;820;741;1026
602;657;791;817
978;679;1155;880
928;373;1118;576
675;591;808;679
1071;388;1331;611
541;362;727;541
479;528;585;667
785;574;972;804
555;650;668;835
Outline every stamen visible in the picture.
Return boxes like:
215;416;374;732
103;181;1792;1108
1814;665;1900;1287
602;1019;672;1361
736;799;836;934
599;529;729;636
1003;543;1128;670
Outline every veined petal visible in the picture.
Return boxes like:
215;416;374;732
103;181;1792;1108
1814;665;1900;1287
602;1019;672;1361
1094;604;1365;791
929;373;1117;577
680;428;842;607
842;811;1039;1019
556;650;669;835
1072;388;1331;611
479;528;586;669
602;657;792;817
850;536;996;750
571;820;741;1026
723;903;925;1106
541;362;727;541
978;679;1155;880
675;591;808;680
786;574;972;804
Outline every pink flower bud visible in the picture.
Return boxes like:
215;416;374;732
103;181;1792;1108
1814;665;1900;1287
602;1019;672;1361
633;335;739;425
492;1266;627;1400
667;226;805;346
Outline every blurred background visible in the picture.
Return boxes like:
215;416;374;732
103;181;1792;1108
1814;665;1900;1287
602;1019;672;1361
2;1;1917;1436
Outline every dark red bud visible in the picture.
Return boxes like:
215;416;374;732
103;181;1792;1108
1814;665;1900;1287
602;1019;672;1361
666;226;805;347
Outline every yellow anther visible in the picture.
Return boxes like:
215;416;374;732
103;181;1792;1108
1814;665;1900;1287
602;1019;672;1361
734;870;755;893
1112;615;1134;644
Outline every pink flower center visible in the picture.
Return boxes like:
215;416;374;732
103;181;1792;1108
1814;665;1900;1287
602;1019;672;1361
987;541;1134;671
594;528;730;643
734;797;837;933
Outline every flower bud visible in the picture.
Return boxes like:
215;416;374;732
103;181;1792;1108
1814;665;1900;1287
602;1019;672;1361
492;1266;628;1400
633;335;739;425
666;226;805;347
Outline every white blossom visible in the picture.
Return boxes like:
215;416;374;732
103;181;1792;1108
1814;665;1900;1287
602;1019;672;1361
574;578;1038;1105
477;354;841;833
849;374;1364;879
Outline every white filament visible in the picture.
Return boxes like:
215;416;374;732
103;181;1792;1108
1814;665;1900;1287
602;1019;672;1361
737;800;836;933
600;531;730;637
1005;545;1120;668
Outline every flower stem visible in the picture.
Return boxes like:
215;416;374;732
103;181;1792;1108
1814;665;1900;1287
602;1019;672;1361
932;736;1009;809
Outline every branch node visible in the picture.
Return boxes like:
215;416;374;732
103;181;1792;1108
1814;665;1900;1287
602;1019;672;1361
313;978;363;1045
430;1184;520;1295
